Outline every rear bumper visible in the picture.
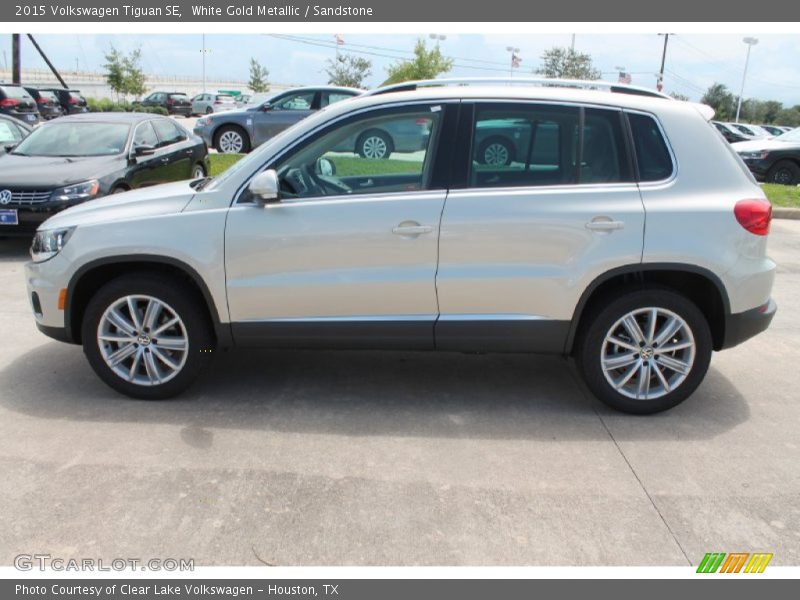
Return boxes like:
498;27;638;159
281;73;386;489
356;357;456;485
722;298;776;349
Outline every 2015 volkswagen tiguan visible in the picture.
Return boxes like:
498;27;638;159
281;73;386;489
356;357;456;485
24;78;776;414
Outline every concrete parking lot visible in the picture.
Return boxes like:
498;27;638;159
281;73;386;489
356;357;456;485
0;221;798;567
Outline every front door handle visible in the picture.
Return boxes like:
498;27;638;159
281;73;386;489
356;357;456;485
160;157;170;164
586;218;625;232
392;221;434;237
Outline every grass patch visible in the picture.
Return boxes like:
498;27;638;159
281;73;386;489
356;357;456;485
209;153;245;176
208;153;422;179
762;183;800;208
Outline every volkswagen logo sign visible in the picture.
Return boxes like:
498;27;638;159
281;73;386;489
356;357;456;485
0;190;11;205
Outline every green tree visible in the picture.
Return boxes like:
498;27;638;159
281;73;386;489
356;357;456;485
103;46;126;101
326;53;372;88
122;49;146;98
103;45;146;100
669;92;690;101
383;39;453;85
248;58;270;93
762;100;783;123
701;83;737;121
535;47;601;80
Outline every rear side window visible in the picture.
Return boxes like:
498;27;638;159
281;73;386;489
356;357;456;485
152;119;186;146
628;113;673;182
469;103;631;189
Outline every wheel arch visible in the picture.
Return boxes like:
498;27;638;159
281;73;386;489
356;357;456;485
65;255;231;348
566;263;730;354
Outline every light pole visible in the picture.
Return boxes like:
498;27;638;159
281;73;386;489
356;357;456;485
506;46;520;77
429;33;446;45
735;37;758;123
200;34;211;93
657;33;671;92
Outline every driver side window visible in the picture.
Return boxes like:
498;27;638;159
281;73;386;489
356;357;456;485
269;107;442;201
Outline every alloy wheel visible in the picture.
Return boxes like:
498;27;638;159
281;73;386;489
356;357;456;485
361;135;388;159
97;295;189;387
218;131;244;153
600;307;696;401
484;142;510;166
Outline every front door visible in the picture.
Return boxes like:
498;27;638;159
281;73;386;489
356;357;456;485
225;102;455;349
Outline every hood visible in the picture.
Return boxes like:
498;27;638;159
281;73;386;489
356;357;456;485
0;154;123;189
731;138;800;153
41;180;197;230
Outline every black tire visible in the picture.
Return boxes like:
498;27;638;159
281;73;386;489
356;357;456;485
478;136;514;166
81;273;215;400
576;287;712;414
191;163;206;179
214;125;251;154
111;185;129;194
205;106;213;114
356;129;393;159
766;160;800;186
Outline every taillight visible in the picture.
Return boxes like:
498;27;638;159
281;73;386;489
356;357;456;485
68;97;79;104
36;97;47;104
734;199;772;236
213;101;222;105
0;98;20;107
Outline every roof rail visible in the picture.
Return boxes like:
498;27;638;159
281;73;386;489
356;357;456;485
366;77;672;100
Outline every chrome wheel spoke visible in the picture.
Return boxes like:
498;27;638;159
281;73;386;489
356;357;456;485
621;315;646;345
107;343;137;367
603;352;639;370
143;351;162;384
646;308;658;344
651;359;671;393
152;347;180;370
107;308;137;337
655;354;691;375
128;348;143;381
615;360;641;389
155;336;187;351
142;298;162;331
607;336;640;352
655;341;694;354
654;316;683;346
636;360;651;399
99;333;135;343
127;297;143;332
152;316;180;337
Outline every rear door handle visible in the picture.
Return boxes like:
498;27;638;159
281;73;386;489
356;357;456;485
160;157;170;163
392;222;433;237
586;219;625;232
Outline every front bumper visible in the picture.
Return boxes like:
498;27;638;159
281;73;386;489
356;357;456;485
25;252;74;343
722;298;777;349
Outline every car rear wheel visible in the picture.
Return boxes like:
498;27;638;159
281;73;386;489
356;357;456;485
82;273;214;400
205;106;213;114
766;160;800;185
215;125;250;154
357;130;392;159
576;287;712;414
479;137;514;166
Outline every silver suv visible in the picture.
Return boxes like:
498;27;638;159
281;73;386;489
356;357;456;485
24;78;776;414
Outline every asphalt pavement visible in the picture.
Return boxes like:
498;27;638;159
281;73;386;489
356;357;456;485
0;221;798;566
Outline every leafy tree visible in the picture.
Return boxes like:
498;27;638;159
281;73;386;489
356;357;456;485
248;58;270;93
669;92;690;101
700;82;736;122
103;46;145;100
383;39;453;85
536;47;601;80
326;53;372;88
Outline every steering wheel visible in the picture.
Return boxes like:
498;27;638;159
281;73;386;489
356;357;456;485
282;164;351;197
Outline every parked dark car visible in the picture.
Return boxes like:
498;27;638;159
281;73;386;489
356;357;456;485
0;113;209;236
23;87;64;120
193;86;361;153
733;127;800;185
137;92;193;117
759;124;786;137
39;88;88;115
0;84;41;125
711;120;748;143
0;114;32;155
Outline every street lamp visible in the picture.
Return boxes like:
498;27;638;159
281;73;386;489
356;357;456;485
735;37;758;123
200;34;211;93
506;46;520;77
429;33;446;44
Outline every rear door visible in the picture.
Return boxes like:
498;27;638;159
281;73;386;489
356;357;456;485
435;101;645;352
253;90;317;144
128;120;168;187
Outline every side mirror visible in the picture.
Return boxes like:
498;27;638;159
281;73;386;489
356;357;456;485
260;102;272;112
249;169;280;204
4;144;16;153
134;144;156;156
315;157;336;176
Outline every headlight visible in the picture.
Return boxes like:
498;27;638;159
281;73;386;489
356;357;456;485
50;180;100;203
196;117;212;127
738;150;769;160
30;227;75;263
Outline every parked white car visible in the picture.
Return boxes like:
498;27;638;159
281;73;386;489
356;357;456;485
25;78;776;414
191;93;237;116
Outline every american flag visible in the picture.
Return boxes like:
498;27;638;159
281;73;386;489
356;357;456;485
511;53;522;69
334;34;345;46
618;71;632;84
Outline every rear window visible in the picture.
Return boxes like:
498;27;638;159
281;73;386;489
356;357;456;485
628;113;674;182
169;94;188;100
215;95;234;101
1;86;31;99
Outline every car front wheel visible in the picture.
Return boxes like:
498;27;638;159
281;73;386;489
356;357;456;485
215;126;250;154
766;160;800;185
357;130;392;159
82;274;214;399
577;287;712;414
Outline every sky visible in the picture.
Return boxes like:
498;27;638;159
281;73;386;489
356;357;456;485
5;33;800;105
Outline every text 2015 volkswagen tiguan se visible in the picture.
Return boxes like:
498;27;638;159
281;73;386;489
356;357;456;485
25;79;776;414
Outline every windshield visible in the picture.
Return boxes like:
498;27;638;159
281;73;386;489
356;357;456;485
776;128;800;142
12;122;130;157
